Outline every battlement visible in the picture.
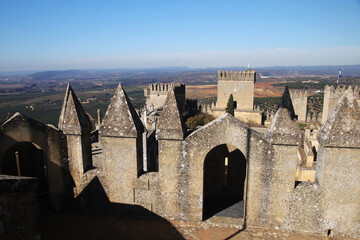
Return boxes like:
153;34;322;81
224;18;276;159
144;82;186;113
217;69;256;82
145;83;185;96
324;84;360;99
322;85;360;123
324;85;347;98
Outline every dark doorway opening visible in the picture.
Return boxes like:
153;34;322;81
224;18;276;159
1;142;48;195
203;144;246;220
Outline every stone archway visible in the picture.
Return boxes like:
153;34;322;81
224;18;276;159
203;144;247;220
181;114;269;223
1;142;48;194
0;113;73;209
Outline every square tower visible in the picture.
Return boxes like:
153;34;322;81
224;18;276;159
216;69;256;111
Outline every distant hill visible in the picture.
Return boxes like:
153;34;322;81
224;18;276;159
29;70;90;81
23;64;360;83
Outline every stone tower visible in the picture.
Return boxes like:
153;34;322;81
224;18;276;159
99;83;144;204
316;87;360;237
289;90;308;122
144;83;186;113
58;84;92;189
216;69;256;111
322;85;346;123
156;89;186;217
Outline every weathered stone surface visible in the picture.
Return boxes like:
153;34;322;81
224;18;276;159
58;84;92;135
283;182;321;234
100;83;144;137
267;87;301;145
156;89;185;140
316;146;360;238
0;113;71;210
0;175;39;240
268;108;302;145
318;86;360;148
58;85;93;189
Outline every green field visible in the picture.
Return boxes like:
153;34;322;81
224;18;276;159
0;86;145;127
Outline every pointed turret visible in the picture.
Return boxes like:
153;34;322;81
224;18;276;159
58;84;93;189
276;86;296;120
58;84;92;135
318;86;360;148
268;87;301;145
98;84;145;203
156;89;185;140
100;83;144;137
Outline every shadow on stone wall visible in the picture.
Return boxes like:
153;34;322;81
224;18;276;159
40;177;185;240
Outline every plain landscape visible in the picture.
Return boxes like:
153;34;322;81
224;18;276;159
1;65;360;126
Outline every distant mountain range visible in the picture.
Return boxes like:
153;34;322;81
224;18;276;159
1;65;360;79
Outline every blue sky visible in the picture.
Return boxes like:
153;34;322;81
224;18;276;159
0;0;360;71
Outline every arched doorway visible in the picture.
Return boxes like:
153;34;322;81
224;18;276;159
203;144;246;220
1;142;48;194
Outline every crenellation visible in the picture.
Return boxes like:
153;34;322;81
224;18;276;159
322;84;360;123
217;69;256;82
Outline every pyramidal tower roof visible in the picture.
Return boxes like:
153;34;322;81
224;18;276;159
318;86;360;148
268;86;301;145
100;83;144;137
156;89;185;140
58;84;92;135
276;86;296;120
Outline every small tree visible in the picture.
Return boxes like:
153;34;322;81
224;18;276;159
225;94;235;116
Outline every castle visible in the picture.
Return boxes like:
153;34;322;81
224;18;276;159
0;70;360;239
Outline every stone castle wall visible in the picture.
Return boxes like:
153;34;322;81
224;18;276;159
1;83;359;238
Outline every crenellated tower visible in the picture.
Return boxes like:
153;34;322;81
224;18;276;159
144;83;185;113
216;69;256;111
